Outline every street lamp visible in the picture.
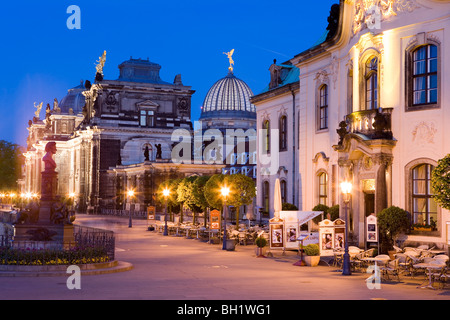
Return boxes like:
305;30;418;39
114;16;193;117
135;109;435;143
221;185;230;250
163;188;170;236
127;189;135;228
340;181;352;276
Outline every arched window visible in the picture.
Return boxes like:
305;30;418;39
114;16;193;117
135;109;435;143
279;115;287;151
412;164;437;230
365;56;378;110
318;172;328;205
263;180;270;214
318;85;328;129
412;44;438;106
262;120;270;154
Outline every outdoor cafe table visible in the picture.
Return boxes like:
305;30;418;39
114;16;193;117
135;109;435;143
361;257;390;268
413;263;446;289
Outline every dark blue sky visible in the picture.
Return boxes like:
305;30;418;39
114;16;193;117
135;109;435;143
0;0;337;146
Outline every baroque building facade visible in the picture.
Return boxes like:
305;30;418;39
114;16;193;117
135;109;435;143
254;0;450;249
23;56;223;214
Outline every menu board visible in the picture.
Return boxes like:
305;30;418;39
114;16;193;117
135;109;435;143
210;209;221;230
147;206;156;220
366;214;378;243
270;223;284;248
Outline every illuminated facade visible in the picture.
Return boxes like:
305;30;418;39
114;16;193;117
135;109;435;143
255;0;450;249
22;57;222;213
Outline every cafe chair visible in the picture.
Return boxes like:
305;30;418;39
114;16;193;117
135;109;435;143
380;258;400;282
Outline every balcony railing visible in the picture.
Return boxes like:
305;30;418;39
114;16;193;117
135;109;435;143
341;108;393;141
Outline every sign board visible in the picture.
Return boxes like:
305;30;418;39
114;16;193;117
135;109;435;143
318;219;346;256
210;209;221;230
366;214;378;242
279;211;322;249
298;231;319;246
269;217;284;249
147;206;156;220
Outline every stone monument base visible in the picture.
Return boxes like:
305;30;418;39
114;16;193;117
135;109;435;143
13;224;75;250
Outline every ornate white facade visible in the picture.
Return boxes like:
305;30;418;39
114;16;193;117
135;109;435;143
254;0;450;249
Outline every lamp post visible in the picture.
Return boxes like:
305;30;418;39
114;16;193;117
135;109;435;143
163;188;170;236
340;181;352;276
127;189;135;228
221;185;230;250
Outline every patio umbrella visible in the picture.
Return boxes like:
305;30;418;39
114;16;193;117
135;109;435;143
274;178;282;218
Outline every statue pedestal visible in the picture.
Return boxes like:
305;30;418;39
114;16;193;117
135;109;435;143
13;224;75;250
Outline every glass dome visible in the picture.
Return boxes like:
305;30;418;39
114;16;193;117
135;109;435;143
59;81;86;114
200;72;256;120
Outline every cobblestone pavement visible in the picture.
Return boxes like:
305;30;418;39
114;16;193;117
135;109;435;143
1;214;449;302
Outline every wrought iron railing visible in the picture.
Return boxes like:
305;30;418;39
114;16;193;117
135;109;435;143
0;225;115;261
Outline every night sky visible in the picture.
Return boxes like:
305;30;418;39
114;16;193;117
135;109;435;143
0;0;337;146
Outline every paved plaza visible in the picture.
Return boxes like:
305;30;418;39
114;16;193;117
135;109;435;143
0;214;449;301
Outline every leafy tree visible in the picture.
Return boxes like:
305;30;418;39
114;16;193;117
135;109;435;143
204;174;227;210
227;174;256;229
157;178;181;220
177;176;202;223
0;140;23;191
378;206;409;253
431;154;450;210
192;175;210;226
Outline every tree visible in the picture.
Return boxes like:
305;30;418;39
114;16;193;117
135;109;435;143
177;176;202;223
204;174;226;210
157;178;182;220
192;175;211;226
0;140;23;191
377;206;409;253
431;154;450;210
227;174;256;229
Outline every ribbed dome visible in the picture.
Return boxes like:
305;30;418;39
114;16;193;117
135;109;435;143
200;72;256;120
59;81;86;114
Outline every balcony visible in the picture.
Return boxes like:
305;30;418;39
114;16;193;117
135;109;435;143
338;108;393;143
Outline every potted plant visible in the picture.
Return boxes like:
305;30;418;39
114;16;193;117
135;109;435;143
377;206;409;255
255;236;267;258
303;244;320;266
412;223;433;232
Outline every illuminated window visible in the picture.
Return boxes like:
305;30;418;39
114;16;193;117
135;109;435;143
412;45;438;106
412;164;437;229
318;172;328;205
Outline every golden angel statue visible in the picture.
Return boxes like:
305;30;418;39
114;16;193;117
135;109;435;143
223;49;235;72
95;50;107;75
34;102;43;118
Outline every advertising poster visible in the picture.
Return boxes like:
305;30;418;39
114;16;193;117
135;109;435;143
366;214;378;243
147;206;156;220
270;223;284;248
210;209;221;230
